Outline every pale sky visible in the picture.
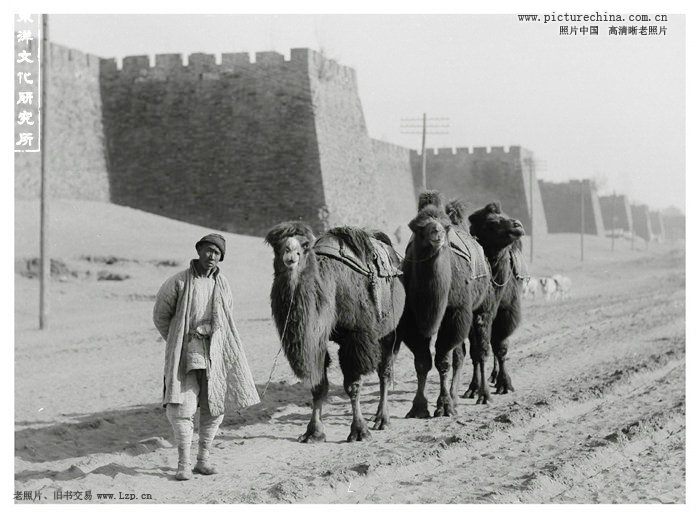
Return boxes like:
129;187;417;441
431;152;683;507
50;14;686;212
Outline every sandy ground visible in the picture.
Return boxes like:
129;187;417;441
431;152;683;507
14;200;685;504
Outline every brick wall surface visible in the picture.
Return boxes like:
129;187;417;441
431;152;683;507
539;179;604;235
630;204;653;241
14;43;110;201
100;49;327;236
371;139;417;237
649;210;665;240
306;51;389;232
599;194;633;233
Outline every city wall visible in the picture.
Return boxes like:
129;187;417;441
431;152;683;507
100;48;330;235
630;204;653;242
538;179;604;235
599;194;633;234
371;139;417;236
15;43;110;201
649;210;665;241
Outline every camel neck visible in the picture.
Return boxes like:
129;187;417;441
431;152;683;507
407;245;452;336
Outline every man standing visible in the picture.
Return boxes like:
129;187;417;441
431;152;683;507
153;234;260;481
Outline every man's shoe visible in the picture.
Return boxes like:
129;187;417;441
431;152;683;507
175;462;192;481
193;460;217;475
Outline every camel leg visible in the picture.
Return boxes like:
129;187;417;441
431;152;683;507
400;314;432;419
298;372;328;443
462;339;480;399
472;311;494;405
404;341;432;419
449;342;465;403
494;343;514;394
434;324;460;417
489;354;499;385
373;335;397;430
492;307;518;394
345;376;371;442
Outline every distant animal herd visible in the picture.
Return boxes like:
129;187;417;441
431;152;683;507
522;274;571;300
263;190;573;443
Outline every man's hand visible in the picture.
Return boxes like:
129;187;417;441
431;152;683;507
193;323;212;338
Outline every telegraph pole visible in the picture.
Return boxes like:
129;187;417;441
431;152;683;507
400;115;449;191
523;157;535;263
420;113;427;189
40;14;49;329
611;190;616;252
580;180;585;262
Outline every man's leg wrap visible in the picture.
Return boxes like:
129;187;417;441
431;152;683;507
197;408;224;462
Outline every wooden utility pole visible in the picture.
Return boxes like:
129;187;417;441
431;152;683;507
400;115;449;191
39;14;49;329
611;190;616;252
580;180;585;262
420;113;427;190
525;157;534;263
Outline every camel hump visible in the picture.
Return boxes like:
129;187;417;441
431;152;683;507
314;229;402;279
448;227;490;280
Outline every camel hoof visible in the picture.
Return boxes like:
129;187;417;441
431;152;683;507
476;394;490;405
372;416;390;430
347;427;372;442
488;372;498;385
434;405;457;418
496;377;514;394
405;406;431;419
496;384;513;395
297;431;326;443
461;388;477;399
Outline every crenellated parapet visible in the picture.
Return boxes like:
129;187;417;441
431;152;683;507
98;48;356;85
412;145;523;158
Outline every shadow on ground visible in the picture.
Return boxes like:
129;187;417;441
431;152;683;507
15;381;350;464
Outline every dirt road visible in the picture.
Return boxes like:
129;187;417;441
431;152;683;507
14;201;685;504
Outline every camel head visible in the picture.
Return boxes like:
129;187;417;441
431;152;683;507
409;204;452;253
265;221;316;274
468;202;525;252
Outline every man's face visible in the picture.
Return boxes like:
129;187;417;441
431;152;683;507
197;243;221;271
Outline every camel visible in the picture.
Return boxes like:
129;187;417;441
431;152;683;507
399;191;494;417
265;222;405;443
459;201;526;396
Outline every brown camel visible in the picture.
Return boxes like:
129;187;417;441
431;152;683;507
452;201;526;397
265;222;405;442
399;191;494;417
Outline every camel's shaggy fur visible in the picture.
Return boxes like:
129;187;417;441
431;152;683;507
463;201;526;396
265;222;405;442
399;191;494;417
